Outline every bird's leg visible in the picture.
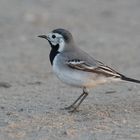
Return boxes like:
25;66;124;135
69;87;89;112
65;92;85;110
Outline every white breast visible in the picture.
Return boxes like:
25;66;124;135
52;54;79;86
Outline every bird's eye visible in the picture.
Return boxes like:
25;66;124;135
52;35;56;39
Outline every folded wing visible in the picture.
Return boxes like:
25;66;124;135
66;59;122;78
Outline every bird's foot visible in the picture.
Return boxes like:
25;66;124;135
64;105;74;110
61;105;80;113
60;105;74;110
68;107;80;113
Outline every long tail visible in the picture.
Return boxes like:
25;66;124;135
121;75;140;83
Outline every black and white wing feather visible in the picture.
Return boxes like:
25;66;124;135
66;59;122;78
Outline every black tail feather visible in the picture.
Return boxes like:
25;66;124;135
121;75;140;83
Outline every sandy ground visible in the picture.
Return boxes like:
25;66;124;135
0;0;140;139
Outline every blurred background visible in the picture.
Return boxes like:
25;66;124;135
0;0;140;139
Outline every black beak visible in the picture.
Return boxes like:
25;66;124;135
38;35;48;40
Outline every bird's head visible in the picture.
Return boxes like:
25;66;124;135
38;28;74;52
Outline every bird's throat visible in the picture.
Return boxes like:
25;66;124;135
49;44;60;65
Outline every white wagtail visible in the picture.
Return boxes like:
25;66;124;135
38;28;140;112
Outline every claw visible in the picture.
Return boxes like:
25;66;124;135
68;107;80;113
64;105;74;110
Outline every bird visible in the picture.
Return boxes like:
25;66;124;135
38;28;140;112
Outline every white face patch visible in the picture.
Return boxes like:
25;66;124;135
58;38;65;52
47;33;65;52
